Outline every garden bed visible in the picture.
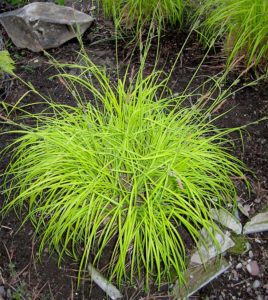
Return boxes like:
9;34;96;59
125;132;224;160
0;1;267;299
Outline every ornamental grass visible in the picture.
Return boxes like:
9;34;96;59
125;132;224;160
99;0;189;33
197;0;268;71
1;53;248;287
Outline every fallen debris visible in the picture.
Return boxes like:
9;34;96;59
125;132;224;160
88;263;123;300
0;2;94;52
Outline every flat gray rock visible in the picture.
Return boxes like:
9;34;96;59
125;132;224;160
243;212;268;234
88;263;123;300
173;258;231;299
0;2;94;52
190;227;235;265
210;208;242;234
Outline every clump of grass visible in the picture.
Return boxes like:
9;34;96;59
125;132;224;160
197;0;268;72
2;54;248;288
0;51;15;75
99;0;188;33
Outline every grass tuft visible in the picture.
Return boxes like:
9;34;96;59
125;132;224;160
98;0;189;34
197;0;268;72
2;54;248;287
0;51;15;75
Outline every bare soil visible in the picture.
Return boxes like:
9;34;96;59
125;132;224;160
0;1;267;299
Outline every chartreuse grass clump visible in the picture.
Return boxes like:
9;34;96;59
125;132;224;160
2;55;247;288
99;0;189;32
197;0;268;72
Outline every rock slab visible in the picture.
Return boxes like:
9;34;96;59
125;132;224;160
190;227;235;265
173;258;231;299
243;212;268;234
210;208;242;234
0;2;94;52
88;263;123;300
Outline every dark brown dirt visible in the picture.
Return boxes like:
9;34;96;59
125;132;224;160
0;1;267;299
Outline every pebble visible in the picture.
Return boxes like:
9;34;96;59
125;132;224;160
236;262;243;269
246;260;260;276
6;289;11;299
231;270;239;281
257;296;264;300
263;283;268;289
253;280;261;289
249;250;254;258
0;286;5;297
244;205;251;215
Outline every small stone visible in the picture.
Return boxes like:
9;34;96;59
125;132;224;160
257;295;264;300
246;261;260;276
231;270;239;281
237;202;250;217
253;280;261;289
0;286;5;297
236;263;243;269
246;242;252;251
263;283;268;289
6;289;11;299
249;250;254;258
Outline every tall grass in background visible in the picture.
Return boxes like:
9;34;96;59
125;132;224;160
197;0;268;72
98;0;190;33
0;47;250;288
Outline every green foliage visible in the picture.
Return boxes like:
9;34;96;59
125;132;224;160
55;0;65;5
99;0;189;33
0;51;15;75
6;0;27;5
197;0;268;71
228;235;248;255
2;54;247;288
